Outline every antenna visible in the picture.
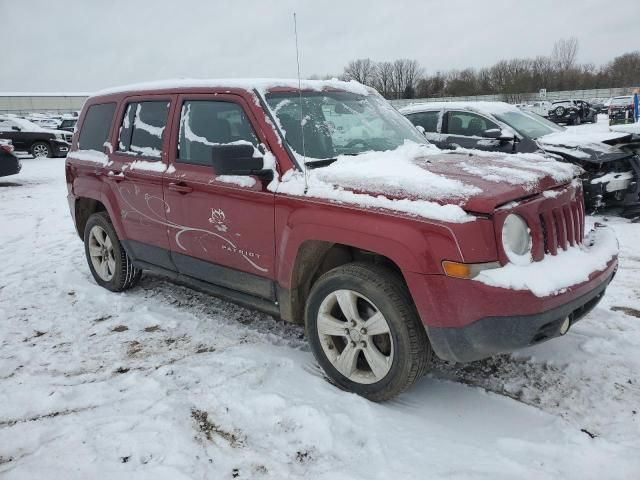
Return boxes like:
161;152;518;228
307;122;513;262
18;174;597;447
293;12;308;193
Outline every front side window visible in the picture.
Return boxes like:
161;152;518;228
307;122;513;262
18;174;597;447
177;101;258;166
446;111;498;137
494;109;563;139
117;101;169;158
78;103;116;151
265;91;426;161
407;111;439;133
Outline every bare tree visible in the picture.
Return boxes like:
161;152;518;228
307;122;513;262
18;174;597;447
343;58;376;86
391;59;423;99
374;61;394;98
552;37;579;70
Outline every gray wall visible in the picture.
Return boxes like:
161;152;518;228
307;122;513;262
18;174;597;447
1;86;637;114
0;95;88;114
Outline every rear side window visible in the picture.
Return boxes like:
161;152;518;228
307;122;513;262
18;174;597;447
117;101;169;158
78;103;116;151
407;111;439;133
177;101;258;166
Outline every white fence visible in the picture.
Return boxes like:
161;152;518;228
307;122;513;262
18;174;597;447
0;86;637;114
389;86;637;108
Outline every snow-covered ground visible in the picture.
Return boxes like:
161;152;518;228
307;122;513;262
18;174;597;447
1;140;639;478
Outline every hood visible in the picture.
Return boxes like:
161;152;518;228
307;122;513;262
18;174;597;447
308;144;577;217
537;130;633;163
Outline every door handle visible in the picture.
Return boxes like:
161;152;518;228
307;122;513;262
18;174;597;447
168;182;193;194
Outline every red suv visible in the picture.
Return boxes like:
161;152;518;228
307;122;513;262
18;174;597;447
65;79;618;401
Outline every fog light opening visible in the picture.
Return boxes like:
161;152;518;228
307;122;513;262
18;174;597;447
559;317;571;335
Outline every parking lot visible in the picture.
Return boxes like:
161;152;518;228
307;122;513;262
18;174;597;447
1;115;639;477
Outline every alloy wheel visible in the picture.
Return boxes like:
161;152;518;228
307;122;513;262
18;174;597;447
88;225;116;281
317;289;394;384
32;144;50;157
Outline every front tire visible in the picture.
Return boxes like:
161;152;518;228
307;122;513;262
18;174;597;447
305;263;431;401
31;142;52;158
84;212;141;292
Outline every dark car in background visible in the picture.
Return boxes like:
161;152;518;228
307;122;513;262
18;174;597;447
401;101;640;212
0;139;22;177
547;99;597;125
0;116;72;157
608;96;635;125
58;117;78;132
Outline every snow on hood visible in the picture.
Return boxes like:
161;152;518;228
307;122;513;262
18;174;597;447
93;78;371;98
538;130;630;149
270;142;578;222
610;123;640;135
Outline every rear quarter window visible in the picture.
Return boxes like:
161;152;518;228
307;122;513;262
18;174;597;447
78;103;116;151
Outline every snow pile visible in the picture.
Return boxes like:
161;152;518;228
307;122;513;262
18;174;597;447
67;149;109;166
610;123;640;135
127;159;168;173
452;149;579;188
475;226;618;297
538;130;629;149
216;175;256;188
272;142;478;223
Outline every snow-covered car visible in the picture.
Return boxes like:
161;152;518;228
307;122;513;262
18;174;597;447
608;96;635;125
518;101;551;117
0;139;21;177
401;101;640;211
65;79;619;401
547;100;597;125
0;116;72;157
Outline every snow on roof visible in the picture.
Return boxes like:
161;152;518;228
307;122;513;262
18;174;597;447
399;101;519;116
92;78;371;98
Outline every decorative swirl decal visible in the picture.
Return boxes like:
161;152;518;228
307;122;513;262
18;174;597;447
116;184;268;273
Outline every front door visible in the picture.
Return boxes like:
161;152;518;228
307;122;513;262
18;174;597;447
107;96;175;270
164;94;276;299
443;110;515;153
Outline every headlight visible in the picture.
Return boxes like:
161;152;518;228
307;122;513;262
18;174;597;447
502;214;532;265
54;133;63;140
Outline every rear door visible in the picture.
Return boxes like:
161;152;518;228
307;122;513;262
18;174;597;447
163;94;276;299
0;119;28;150
107;96;175;270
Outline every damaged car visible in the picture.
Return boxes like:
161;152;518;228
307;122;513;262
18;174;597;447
547;99;597;125
401;101;640;212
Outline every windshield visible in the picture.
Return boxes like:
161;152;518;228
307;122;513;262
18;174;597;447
494;109;564;139
264;91;426;161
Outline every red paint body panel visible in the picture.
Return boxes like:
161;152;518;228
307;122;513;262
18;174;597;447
65;83;617;337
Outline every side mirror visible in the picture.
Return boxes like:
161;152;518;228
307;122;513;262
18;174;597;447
211;144;272;180
482;128;514;142
415;125;426;135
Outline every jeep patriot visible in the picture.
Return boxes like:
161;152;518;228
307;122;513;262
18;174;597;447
65;79;618;400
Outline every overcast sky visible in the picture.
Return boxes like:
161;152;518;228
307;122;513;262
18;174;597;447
1;0;637;93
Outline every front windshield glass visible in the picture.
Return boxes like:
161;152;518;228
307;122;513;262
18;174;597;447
494;110;564;139
264;91;426;161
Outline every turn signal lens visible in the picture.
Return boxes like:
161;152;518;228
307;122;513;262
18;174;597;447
442;260;501;279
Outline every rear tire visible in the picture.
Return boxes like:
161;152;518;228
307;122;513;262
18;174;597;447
305;262;431;401
84;212;141;292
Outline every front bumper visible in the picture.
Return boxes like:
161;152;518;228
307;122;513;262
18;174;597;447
426;264;615;362
51;140;70;157
405;226;619;363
